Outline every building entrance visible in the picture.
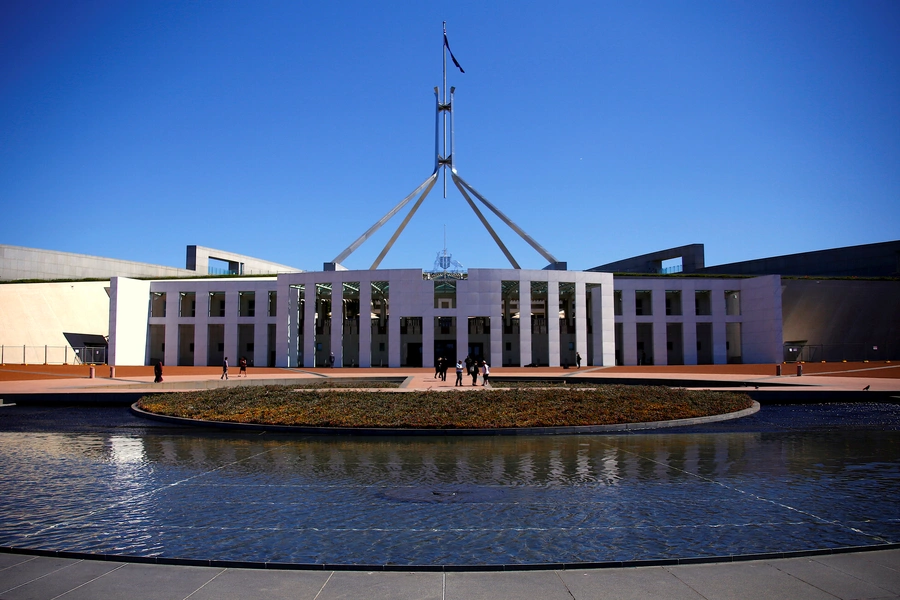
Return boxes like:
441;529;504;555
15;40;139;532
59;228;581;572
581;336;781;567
405;342;422;367
434;340;456;364
468;342;484;363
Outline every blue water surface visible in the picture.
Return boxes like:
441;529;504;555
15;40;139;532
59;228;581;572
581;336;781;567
0;403;897;566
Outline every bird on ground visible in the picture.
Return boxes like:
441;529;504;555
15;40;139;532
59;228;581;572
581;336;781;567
863;385;870;391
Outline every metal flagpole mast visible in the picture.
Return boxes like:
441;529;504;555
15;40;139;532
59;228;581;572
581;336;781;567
327;23;563;271
442;22;447;197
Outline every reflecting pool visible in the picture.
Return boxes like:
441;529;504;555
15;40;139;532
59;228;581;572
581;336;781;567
0;404;897;566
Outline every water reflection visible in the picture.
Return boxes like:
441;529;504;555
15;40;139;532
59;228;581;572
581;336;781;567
0;405;897;566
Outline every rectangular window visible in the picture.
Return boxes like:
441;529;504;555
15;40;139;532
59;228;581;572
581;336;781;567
665;290;682;316
239;292;256;317
150;292;166;318
635;291;652;316
695;291;712;316
180;292;196;317
725;290;741;316
209;292;226;317
434;279;457;309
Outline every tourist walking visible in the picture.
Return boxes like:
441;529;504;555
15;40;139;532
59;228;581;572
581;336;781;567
481;361;490;386
455;360;463;386
239;357;248;377
435;357;443;379
221;357;229;380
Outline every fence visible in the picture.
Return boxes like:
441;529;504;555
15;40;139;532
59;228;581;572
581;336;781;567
0;346;107;365
783;343;896;363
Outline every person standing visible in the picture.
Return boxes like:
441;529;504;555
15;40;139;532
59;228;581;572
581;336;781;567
576;352;582;369
455;360;464;386
329;351;335;368
481;361;490;386
221;357;229;380
154;360;163;383
440;357;448;381
239;356;248;377
435;357;443;380
471;360;480;386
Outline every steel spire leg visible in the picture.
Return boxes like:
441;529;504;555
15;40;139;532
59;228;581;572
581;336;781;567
452;172;559;265
331;173;439;265
370;173;439;269
451;175;520;269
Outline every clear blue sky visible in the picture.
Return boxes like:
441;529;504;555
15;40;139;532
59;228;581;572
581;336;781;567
2;1;898;272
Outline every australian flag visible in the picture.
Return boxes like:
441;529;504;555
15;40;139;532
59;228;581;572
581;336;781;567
444;30;465;73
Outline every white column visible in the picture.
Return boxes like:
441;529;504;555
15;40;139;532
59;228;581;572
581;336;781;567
331;282;343;368
164;291;178;368
388;311;401;368
574;281;588;367
423;314;435;368
547;282;560;367
621;288;637;365
194;314;208;367
304;286;316;368
253;312;267;368
359;280;372;368
519;279;532;367
711;286;728;364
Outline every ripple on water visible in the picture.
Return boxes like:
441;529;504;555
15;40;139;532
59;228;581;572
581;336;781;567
0;404;898;565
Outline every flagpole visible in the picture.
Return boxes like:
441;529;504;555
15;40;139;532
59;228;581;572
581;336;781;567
442;22;448;198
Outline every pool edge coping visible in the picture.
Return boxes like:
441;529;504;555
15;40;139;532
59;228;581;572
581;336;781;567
1;542;897;572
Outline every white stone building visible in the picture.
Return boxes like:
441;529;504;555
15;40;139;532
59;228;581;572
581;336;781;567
107;267;783;368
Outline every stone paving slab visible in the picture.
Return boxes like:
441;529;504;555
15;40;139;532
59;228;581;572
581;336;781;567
1;550;898;600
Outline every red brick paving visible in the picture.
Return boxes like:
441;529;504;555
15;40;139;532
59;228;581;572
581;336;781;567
1;361;897;381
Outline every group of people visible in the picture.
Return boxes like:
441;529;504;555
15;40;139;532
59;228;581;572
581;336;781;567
221;357;249;380
439;355;490;387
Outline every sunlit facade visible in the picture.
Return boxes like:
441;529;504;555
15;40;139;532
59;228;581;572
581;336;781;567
110;268;784;368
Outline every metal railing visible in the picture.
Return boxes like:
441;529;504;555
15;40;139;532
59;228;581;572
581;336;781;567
784;343;896;363
0;345;107;365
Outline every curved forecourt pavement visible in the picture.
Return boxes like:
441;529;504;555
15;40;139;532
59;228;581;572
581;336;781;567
1;362;899;600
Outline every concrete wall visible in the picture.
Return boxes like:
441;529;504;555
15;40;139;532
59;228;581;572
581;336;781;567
186;246;301;276
1;245;196;281
0;281;110;363
589;244;705;274
781;279;900;360
1;244;302;281
740;275;784;363
108;278;151;366
699;240;900;277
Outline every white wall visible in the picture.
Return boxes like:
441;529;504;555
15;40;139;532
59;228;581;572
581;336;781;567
740;275;784;363
613;276;782;365
147;278;279;368
109;277;151;366
0;281;110;363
